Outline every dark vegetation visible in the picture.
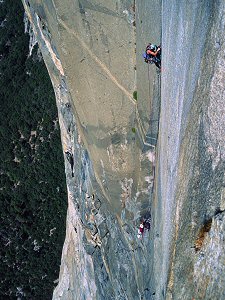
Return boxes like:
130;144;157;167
0;0;67;298
133;90;137;101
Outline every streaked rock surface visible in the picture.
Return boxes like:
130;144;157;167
154;1;225;299
22;0;225;299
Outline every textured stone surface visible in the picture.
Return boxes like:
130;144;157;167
22;0;157;299
154;1;225;299
22;0;224;299
194;212;225;300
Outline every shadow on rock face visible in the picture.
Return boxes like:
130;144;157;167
194;218;212;252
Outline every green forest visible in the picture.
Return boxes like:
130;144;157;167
0;0;67;298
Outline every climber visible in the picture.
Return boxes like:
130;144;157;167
143;43;161;70
143;219;151;231
143;214;151;231
140;222;144;235
146;43;161;57
137;222;144;239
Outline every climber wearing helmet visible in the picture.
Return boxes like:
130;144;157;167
143;43;161;70
146;43;161;57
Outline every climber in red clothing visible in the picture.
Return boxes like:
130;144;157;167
139;223;144;235
137;222;144;239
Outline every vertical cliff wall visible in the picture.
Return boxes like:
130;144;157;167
22;0;224;299
153;1;225;299
22;0;157;299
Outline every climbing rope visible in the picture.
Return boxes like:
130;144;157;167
135;4;145;40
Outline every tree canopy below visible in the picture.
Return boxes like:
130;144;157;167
0;0;67;298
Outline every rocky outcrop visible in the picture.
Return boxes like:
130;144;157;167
22;0;224;299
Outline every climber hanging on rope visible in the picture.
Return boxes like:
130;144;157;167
143;43;161;70
137;222;144;239
137;216;151;239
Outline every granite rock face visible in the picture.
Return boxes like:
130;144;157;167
154;1;225;299
22;0;224;299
